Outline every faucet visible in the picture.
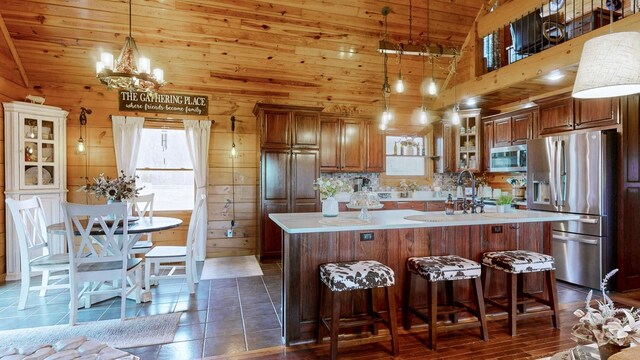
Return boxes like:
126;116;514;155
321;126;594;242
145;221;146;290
457;170;483;214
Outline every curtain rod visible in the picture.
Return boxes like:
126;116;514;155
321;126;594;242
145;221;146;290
108;115;215;124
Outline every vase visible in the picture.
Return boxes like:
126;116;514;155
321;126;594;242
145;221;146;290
322;197;339;217
497;204;506;213
598;343;630;360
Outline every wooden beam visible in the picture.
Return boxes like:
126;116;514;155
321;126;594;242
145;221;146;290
432;13;640;111
0;12;28;88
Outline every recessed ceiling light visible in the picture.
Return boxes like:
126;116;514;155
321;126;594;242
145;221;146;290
465;98;477;106
546;70;565;81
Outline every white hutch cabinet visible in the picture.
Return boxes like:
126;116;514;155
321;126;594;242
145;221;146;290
3;101;68;280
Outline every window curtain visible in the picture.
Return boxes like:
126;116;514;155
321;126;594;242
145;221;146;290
111;116;145;176
183;120;211;261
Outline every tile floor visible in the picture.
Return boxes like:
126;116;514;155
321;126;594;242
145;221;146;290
0;261;603;360
0;261;284;359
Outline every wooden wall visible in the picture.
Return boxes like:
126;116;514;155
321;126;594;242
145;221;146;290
0;20;28;281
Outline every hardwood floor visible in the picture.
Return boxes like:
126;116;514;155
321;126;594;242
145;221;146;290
204;282;597;360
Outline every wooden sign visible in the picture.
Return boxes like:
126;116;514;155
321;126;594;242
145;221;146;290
118;91;208;115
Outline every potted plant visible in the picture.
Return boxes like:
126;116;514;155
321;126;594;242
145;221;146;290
496;193;512;213
571;269;640;359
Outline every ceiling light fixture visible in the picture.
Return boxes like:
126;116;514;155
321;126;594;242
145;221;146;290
395;52;405;93
546;69;565;81
77;107;91;154
230;116;238;158
95;0;165;93
380;7;393;131
451;54;460;125
418;55;428;125
572;32;640;98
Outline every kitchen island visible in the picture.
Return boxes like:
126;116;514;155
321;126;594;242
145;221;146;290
270;209;580;345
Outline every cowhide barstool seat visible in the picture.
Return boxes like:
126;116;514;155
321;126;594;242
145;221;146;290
403;255;488;350
482;250;559;336
317;260;399;360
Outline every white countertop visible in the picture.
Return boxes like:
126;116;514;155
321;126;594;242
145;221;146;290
269;209;580;234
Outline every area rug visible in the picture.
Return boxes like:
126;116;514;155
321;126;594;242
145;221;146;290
0;313;181;349
200;255;264;280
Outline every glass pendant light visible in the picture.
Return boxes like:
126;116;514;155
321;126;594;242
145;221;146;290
77;107;91;154
230;116;238;158
418;55;428;125
428;57;437;96
451;54;460;125
395;52;405;93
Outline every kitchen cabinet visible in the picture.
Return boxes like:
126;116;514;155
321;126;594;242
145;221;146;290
319;115;365;172
536;94;619;136
457;110;481;171
365;120;385;172
426;201;446;212
255;104;323;260
396;201;426;211
493;117;511;147
536;94;574;135
574;97;619;130
255;104;321;149
482;121;494;172
431;120;456;173
3;101;68;280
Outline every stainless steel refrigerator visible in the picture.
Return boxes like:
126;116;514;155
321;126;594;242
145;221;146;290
527;130;617;289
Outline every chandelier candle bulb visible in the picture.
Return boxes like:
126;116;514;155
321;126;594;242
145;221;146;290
153;68;164;82
138;57;151;74
100;52;114;71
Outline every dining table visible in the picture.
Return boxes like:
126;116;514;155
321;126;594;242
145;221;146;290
47;216;183;306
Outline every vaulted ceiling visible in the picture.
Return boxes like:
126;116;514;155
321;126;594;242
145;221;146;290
1;0;639;128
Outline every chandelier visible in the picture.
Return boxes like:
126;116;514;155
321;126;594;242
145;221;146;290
95;0;165;92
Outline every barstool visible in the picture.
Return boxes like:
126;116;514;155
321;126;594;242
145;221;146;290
317;260;399;360
482;250;559;336
403;255;488;350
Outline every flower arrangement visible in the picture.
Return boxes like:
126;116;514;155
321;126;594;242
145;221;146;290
399;179;420;192
571;269;640;347
80;171;142;201
313;177;351;199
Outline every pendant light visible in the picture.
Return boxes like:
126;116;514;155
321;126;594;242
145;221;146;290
380;7;392;130
451;55;460;125
95;0;165;93
428;57;437;96
77;107;91;154
230;115;238;158
418;55;428;125
572;10;640;99
395;52;405;94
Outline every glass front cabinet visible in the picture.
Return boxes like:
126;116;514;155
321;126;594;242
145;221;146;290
3;101;68;280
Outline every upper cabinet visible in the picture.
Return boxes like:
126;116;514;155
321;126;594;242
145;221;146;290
487;108;535;148
365;120;385;172
457;110;481;171
535;93;619;136
254;104;322;149
319;114;382;173
431;120;457;173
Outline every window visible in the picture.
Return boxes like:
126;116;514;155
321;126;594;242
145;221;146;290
385;135;425;176
136;128;194;211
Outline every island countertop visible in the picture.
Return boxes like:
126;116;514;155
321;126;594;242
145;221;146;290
269;209;580;234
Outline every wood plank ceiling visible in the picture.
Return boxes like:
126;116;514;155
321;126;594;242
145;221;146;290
0;0;486;129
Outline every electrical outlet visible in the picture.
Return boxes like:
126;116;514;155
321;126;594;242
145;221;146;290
360;232;374;241
226;229;233;237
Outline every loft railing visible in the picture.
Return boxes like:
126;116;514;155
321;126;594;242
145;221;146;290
480;0;639;74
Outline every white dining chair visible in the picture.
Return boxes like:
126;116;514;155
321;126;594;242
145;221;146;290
61;201;142;325
144;194;206;294
129;193;155;255
6;197;69;310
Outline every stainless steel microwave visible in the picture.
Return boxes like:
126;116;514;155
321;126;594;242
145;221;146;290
489;145;527;172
